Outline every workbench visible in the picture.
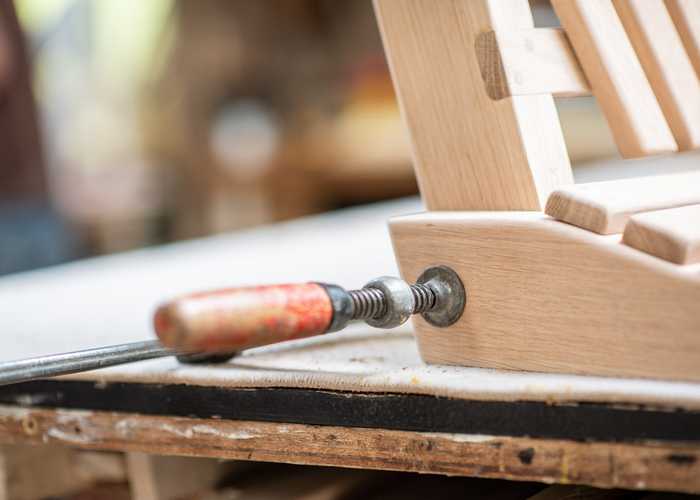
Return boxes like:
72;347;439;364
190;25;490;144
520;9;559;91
1;193;699;497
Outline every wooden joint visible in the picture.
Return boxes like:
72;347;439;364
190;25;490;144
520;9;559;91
475;28;591;100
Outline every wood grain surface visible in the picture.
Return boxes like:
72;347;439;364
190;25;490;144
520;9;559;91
545;171;700;234
391;211;700;381
1;406;699;494
475;28;590;99
613;0;700;151
665;0;700;77
374;0;572;211
552;0;678;158
623;204;700;264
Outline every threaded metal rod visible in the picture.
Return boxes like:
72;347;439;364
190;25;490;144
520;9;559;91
348;288;386;320
410;283;437;313
349;284;437;320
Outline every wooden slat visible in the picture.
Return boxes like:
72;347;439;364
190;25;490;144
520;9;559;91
373;0;573;211
613;0;700;151
623;204;700;264
551;0;678;158
666;0;700;77
475;28;591;99
2;407;700;494
545;171;700;234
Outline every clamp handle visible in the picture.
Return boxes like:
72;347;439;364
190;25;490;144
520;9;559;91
154;283;334;352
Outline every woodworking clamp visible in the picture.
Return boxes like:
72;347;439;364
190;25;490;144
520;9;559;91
0;266;466;386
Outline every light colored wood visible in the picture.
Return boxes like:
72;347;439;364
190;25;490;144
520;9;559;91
613;0;700;151
545;171;700;234
551;0;678;158
623;204;700;264
390;211;700;382
666;0;700;77
126;453;229;500
373;0;572;211
475;28;591;99
1;406;700;494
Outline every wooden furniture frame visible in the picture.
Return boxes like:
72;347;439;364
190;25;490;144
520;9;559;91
374;0;700;381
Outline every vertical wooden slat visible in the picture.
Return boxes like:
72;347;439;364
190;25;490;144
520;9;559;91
552;0;678;158
373;0;573;211
613;0;700;151
665;0;700;77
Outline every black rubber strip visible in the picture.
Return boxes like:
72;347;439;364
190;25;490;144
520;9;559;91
0;380;698;443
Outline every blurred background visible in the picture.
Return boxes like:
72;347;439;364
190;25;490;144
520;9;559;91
0;0;627;276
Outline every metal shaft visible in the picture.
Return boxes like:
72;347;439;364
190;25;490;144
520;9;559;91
0;340;176;387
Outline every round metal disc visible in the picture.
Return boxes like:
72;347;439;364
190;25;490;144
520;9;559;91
416;265;466;327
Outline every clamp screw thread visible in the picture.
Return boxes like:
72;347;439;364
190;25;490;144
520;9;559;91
348;288;386;320
410;283;437;314
349;284;437;321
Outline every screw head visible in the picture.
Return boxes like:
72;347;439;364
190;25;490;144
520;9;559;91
416;265;466;327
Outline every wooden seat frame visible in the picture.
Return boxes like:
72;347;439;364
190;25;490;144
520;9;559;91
373;0;700;381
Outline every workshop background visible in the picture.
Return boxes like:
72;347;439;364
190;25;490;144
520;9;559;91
0;0;617;276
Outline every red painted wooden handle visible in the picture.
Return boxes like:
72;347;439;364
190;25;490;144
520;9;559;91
154;283;333;352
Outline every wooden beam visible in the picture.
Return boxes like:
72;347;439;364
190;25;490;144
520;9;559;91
374;0;573;211
475;28;591;99
1;406;700;494
552;0;678;158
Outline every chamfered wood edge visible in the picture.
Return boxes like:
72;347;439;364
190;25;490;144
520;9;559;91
1;405;699;494
1;380;700;443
